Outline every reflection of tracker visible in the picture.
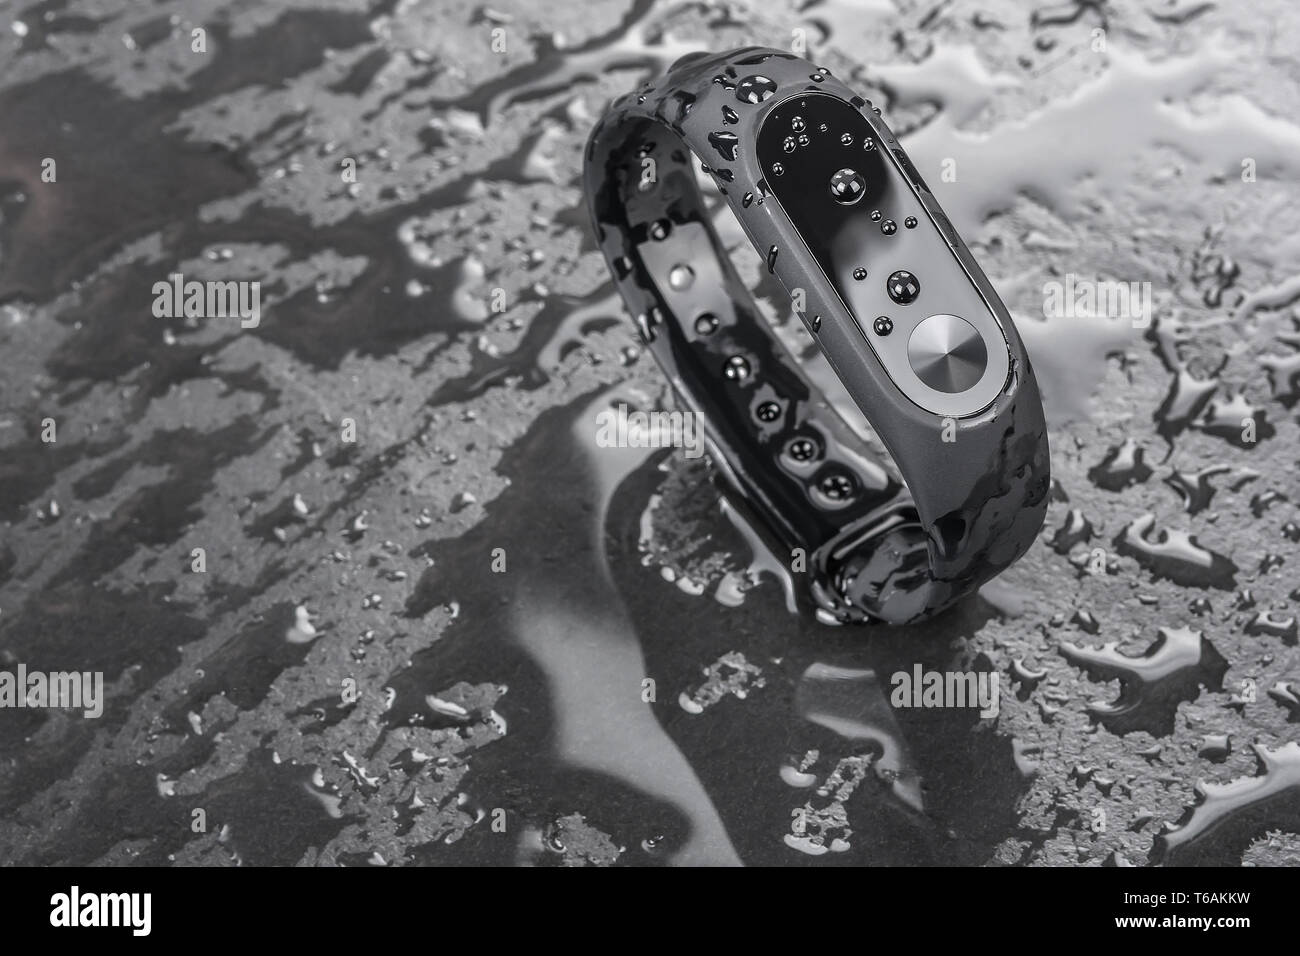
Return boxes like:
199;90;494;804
583;48;1050;625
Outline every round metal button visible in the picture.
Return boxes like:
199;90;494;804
907;314;987;394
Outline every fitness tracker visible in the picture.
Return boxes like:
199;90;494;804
582;48;1050;626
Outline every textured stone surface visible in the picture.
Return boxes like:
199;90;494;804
0;0;1297;865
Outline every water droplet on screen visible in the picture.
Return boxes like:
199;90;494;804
887;270;920;304
829;168;865;204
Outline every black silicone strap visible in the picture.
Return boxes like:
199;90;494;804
583;47;1050;625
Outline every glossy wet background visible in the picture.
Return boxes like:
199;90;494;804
0;0;1298;866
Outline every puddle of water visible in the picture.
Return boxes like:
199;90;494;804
1058;625;1229;735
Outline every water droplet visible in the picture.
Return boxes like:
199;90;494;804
783;136;797;152
724;355;751;380
873;316;893;336
870;209;882;222
708;130;739;161
1071;609;1100;634
810;314;821;331
771;162;784;176
695;312;719;335
1059;626;1228;736
886;270;920;305
828;168;865;204
742;192;754;208
1251;489;1285;517
881;219;897;235
788;437;819;462
1088;439;1152;490
1165;463;1230;514
840;132;852;145
1150;742;1300;866
863;137;875;151
1246;610;1298;640
649;219;670;241
904;216;918;228
1114;513;1238;589
1049;508;1095;554
853;268;867;281
722;105;739;124
667;264;694;291
791;116;805;132
756;401;781;422
735;75;777;104
766;245;778;273
818;472;854;500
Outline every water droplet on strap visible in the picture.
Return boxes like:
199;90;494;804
667;264;694;290
724;355;751;380
735;75;777;104
708;130;740;162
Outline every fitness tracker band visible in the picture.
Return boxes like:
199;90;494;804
582;48;1050;626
